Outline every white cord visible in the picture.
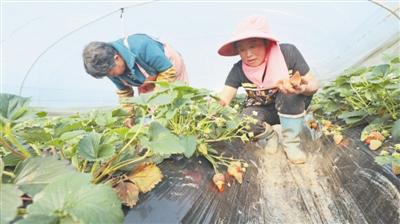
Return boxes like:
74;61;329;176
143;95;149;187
120;8;130;50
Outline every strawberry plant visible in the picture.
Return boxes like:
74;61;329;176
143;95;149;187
128;81;253;186
311;56;399;127
310;56;400;173
0;156;124;224
0;82;253;223
0;94;34;159
375;144;400;175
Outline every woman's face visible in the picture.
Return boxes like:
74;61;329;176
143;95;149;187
108;55;126;77
236;38;268;67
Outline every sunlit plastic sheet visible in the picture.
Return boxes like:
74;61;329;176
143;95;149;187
4;2;399;108
124;127;399;224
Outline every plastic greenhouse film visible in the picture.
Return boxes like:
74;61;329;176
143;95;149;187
124;127;399;224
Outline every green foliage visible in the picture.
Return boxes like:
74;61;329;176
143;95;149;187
0;184;23;224
311;56;400;139
2;153;22;167
16;215;58;224
392;119;400;141
310;57;400;173
93;111;117;127
0;158;3;178
144;122;197;158
146;122;189;156
77;132;117;162
21;173;123;224
128;82;250;144
35;111;48;118
13;157;76;196
0;94;35;158
0;83;251;222
0;94;31;127
15;126;52;143
337;110;368;125
179;135;197;158
375;151;400;166
311;56;400;125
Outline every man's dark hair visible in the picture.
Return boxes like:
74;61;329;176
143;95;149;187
82;42;118;78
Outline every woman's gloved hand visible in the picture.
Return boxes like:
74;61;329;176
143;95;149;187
116;87;136;128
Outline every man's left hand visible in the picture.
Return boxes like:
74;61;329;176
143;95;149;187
124;117;135;128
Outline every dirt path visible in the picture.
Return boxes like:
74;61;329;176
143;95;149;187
253;125;399;224
257;148;366;224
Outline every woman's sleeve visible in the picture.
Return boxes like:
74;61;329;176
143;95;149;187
281;44;310;76
224;64;242;89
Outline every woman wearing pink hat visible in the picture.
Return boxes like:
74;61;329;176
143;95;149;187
218;15;319;164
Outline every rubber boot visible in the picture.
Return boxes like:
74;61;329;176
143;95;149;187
279;113;306;164
255;123;279;154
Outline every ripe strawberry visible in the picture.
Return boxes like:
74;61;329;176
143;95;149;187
364;131;385;145
290;71;302;87
212;173;225;192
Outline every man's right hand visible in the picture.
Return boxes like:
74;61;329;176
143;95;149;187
138;82;155;94
124;117;135;128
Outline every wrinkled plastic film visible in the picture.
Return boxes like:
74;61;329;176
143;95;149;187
124;128;399;223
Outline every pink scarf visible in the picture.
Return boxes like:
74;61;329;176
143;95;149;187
242;42;289;90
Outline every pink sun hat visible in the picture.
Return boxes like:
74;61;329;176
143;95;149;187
218;15;279;56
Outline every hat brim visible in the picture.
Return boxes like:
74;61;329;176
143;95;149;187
218;33;279;56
